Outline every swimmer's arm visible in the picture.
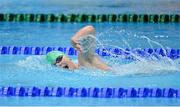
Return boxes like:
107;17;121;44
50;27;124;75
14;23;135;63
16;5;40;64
92;56;110;71
71;25;110;71
71;25;95;52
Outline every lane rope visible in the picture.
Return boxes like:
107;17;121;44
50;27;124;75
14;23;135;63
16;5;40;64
0;46;179;59
0;87;179;98
0;13;179;23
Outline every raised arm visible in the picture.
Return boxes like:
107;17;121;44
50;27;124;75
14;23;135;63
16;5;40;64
71;25;110;71
71;25;95;52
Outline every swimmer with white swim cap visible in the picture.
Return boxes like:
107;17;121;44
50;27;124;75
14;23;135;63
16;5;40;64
46;25;110;71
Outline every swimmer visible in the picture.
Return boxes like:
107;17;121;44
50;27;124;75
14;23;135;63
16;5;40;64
46;25;110;71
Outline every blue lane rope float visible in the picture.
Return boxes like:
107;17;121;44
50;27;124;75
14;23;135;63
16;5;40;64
0;13;179;23
0;87;179;98
0;46;179;60
0;46;179;59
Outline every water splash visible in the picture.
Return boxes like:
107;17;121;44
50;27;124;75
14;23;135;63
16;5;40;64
96;27;180;76
15;27;180;77
16;55;54;71
15;55;115;77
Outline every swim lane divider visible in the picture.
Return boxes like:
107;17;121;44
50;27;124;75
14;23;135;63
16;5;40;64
0;46;179;59
0;13;179;23
0;87;180;98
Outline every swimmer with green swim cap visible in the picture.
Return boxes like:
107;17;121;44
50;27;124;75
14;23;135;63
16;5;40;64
46;25;110;71
46;51;78;70
46;51;64;64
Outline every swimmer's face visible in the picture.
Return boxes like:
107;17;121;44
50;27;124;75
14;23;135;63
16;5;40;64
54;55;77;70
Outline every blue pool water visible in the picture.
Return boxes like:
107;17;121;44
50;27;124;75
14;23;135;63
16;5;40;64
0;22;180;106
0;0;180;106
0;0;180;14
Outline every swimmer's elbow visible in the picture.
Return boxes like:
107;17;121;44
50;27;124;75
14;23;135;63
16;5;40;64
71;25;95;42
84;25;95;33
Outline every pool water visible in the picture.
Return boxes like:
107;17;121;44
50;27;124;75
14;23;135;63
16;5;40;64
0;0;180;14
0;22;180;106
0;0;180;106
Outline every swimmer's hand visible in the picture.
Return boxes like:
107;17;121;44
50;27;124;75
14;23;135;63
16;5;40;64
71;37;83;52
71;25;95;53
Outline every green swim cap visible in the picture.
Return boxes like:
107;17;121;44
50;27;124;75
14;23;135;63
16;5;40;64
46;51;64;64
